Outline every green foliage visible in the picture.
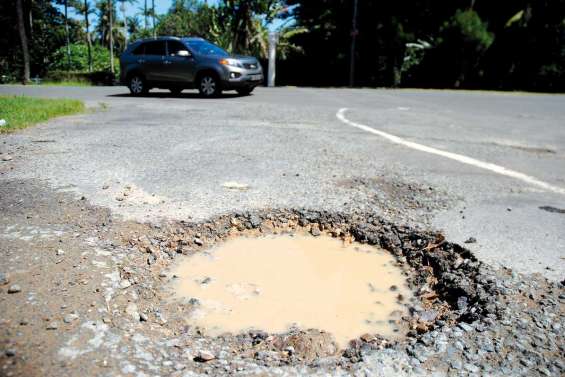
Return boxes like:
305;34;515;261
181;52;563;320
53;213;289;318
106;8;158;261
0;0;83;80
50;43;117;73
153;0;300;60
0;95;85;133
154;3;219;40
440;9;494;53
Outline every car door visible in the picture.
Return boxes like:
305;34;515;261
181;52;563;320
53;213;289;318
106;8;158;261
142;40;167;82
164;40;197;84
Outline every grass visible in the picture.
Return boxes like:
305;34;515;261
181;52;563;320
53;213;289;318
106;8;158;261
38;80;92;87
0;95;85;133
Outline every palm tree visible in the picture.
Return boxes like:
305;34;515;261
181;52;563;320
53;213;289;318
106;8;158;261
118;0;136;49
16;0;30;83
85;0;93;71
126;15;141;36
71;0;95;71
144;0;148;29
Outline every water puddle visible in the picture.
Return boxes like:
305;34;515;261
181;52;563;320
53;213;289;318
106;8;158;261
169;235;412;348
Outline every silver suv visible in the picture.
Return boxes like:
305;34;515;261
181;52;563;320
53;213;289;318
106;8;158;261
119;36;264;97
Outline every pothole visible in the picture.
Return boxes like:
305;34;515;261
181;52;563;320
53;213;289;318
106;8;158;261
168;235;413;348
124;209;498;365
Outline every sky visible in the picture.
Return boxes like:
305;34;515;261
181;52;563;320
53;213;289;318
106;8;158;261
65;0;207;23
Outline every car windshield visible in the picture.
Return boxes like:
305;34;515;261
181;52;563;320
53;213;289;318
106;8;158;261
185;40;229;57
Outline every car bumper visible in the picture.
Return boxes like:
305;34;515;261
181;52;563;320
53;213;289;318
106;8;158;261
220;67;264;88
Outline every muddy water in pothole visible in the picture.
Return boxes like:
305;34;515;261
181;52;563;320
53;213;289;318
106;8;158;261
169;235;412;348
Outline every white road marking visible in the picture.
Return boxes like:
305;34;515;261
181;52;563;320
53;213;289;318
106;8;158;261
336;108;565;195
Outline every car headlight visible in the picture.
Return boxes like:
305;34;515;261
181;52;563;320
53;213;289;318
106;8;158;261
219;58;243;68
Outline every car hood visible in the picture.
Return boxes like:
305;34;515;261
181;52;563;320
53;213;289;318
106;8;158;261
232;55;259;64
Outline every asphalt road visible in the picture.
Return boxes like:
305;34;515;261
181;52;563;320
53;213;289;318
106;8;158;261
1;85;564;280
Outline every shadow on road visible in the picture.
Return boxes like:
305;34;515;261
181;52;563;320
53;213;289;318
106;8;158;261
107;92;247;99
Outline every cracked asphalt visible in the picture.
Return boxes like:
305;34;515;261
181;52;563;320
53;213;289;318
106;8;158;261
1;85;564;280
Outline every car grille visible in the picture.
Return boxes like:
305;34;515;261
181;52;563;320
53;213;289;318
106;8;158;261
244;63;258;70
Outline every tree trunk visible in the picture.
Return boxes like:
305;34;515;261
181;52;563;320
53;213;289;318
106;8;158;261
64;0;71;68
108;0;114;73
151;0;156;37
84;0;92;72
16;0;30;83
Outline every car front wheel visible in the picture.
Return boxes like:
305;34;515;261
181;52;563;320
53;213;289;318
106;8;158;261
198;74;221;97
128;75;147;96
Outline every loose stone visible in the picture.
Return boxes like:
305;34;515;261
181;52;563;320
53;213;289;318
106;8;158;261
63;313;79;323
7;284;21;294
195;350;215;362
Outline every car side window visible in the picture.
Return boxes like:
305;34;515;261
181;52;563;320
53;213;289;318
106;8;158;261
144;41;166;56
132;44;144;55
168;41;189;56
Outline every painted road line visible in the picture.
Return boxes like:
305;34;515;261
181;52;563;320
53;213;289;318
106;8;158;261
336;108;565;196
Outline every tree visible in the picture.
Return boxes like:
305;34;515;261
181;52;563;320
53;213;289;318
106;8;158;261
15;0;30;82
435;9;494;87
70;0;95;71
118;0;136;49
64;0;71;67
95;0;125;52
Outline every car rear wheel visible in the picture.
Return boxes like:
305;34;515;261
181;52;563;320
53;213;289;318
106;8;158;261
198;74;221;97
236;87;253;96
128;75;147;96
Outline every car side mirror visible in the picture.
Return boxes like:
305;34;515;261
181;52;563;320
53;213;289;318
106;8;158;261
176;50;191;57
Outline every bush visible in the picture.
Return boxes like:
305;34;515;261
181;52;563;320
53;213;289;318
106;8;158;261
50;43;119;75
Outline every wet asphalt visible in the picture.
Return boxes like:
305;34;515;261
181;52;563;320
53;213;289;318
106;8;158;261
1;85;564;280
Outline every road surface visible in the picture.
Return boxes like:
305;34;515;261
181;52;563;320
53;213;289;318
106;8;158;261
1;85;564;280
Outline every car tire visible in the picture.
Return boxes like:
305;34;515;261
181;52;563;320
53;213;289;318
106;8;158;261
198;74;221;97
128;75;147;96
236;87;253;96
169;88;183;96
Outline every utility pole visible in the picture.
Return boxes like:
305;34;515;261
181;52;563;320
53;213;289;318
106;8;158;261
267;32;278;87
349;0;358;87
109;0;114;73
